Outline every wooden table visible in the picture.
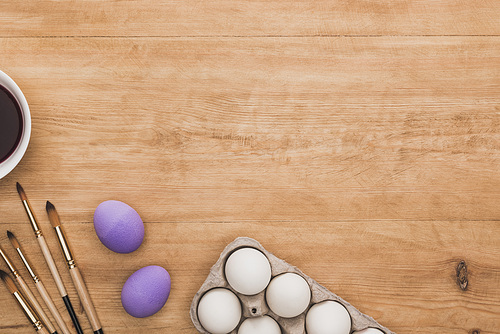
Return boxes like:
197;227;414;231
0;1;499;333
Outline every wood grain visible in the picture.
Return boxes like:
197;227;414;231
0;37;498;223
0;1;499;333
0;1;499;37
0;220;499;333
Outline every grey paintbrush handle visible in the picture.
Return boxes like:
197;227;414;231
37;236;67;297
37;327;50;334
69;267;102;332
16;275;58;334
35;280;71;334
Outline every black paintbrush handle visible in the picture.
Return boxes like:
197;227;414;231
63;295;84;334
94;330;104;334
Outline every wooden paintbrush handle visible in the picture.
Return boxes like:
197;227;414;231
36;280;71;334
37;235;67;297
69;267;102;331
37;327;50;334
16;276;58;334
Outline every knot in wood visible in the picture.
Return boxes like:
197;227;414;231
456;260;468;291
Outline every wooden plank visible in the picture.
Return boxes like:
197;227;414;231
0;1;499;37
0;36;498;223
0;220;498;333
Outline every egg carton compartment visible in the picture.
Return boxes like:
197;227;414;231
190;237;395;334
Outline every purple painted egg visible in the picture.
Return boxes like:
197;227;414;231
121;265;171;318
93;200;144;253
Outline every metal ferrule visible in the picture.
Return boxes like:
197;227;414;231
0;248;19;277
16;249;39;283
13;291;44;330
22;200;43;238
54;226;76;269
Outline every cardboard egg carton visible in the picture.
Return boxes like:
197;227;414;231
190;237;395;334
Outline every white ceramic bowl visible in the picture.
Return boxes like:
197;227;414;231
0;70;31;179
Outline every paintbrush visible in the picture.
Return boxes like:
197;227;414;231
46;201;104;334
8;231;72;334
0;269;50;334
0;244;58;334
16;182;84;334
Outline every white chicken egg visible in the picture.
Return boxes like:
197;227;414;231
353;328;385;334
238;315;281;334
197;288;241;334
265;273;311;318
305;300;351;334
225;247;272;295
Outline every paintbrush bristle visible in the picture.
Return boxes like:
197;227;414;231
6;231;20;249
0;270;18;294
16;182;27;201
46;201;61;228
